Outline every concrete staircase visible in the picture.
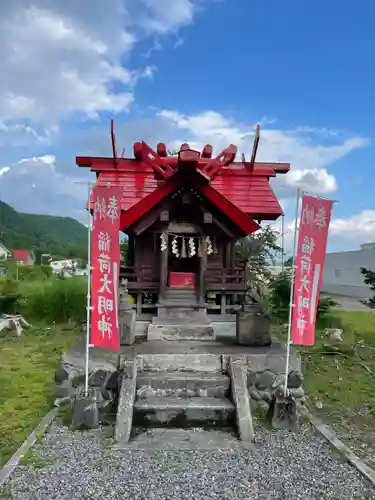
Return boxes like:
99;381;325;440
161;287;201;307
114;354;254;445
147;287;215;341
134;369;235;428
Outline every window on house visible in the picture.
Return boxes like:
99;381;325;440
334;269;341;278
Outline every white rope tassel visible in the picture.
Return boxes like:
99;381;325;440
160;233;168;252
188;237;196;257
171;236;180;258
205;236;213;255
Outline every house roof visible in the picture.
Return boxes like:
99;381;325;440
13;249;32;262
0;243;11;254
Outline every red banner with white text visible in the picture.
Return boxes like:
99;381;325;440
91;185;122;351
291;196;333;346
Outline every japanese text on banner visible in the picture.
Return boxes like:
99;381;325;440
91;186;122;352
291;196;333;346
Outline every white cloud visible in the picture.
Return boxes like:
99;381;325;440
274;209;375;256
330;210;375;241
0;1;203;125
0;154;92;221
157;109;369;197
285;168;337;194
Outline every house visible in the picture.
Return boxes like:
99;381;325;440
321;243;375;299
77;136;289;317
0;243;11;261
13;249;35;265
50;259;78;275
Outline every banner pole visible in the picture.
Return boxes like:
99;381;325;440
281;214;285;273
84;182;93;396
284;188;301;396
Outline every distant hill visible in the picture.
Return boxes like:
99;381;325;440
0;201;87;259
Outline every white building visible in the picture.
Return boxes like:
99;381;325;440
321;243;375;299
0;243;11;261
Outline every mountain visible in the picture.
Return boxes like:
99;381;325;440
0;201;87;257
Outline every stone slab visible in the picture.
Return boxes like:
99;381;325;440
134;396;235;427
114;362;137;443
155;307;210;323
229;356;254;442
137;371;230;398
120;309;136;345
64;339;301;378
147;324;215;341
113;428;248;451
138;353;223;372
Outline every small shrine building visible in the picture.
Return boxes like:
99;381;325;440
76;124;289;318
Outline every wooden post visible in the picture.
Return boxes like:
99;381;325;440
220;294;226;315
225;241;233;306
199;239;207;305
225;241;231;268
136;293;142;316
127;234;135;266
159;233;168;302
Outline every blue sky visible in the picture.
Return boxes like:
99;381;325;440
0;0;374;252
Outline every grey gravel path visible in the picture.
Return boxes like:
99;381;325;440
4;421;375;500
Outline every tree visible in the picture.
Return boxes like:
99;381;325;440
235;226;282;299
236;226;281;276
284;256;293;267
267;271;336;320
360;267;375;308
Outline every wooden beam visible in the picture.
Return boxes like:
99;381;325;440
132;209;162;235
110;119;118;168
250;124;260;164
198;206;235;237
120;177;180;231
200;184;261;236
76;156;290;175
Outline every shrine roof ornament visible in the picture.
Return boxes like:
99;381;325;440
76;119;291;234
76;119;290;180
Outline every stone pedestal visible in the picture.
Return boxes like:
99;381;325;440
236;305;271;346
120;309;136;345
119;278;136;345
148;305;214;341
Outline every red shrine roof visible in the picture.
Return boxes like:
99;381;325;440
93;164;283;220
76;127;290;236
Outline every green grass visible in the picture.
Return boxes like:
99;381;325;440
0;324;80;466
273;310;375;465
298;311;375;417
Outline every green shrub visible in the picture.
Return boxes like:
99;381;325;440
0;275;87;323
268;271;337;321
0;279;23;313
26;277;87;323
5;262;52;281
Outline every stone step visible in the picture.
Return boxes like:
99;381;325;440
140;353;223;372
137;370;230;398
113;428;244;451
147;324;215;341
158;301;204;307
154;309;209;322
133;396;236;427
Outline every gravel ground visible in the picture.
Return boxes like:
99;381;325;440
4;421;375;500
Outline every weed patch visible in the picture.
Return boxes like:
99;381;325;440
0;325;80;465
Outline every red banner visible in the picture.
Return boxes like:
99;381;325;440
291;195;333;346
90;185;122;351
